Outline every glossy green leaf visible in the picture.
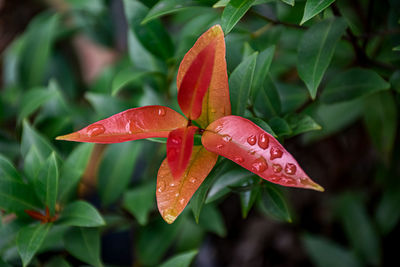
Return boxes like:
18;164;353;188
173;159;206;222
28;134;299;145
285;113;321;137
390;70;400;93
335;194;381;266
99;141;142;206
198;204;226;237
17;223;51;267
251;46;275;100
44;256;72;267
64;228;102;267
159;250;198;267
321;68;390;103
111;68;150;96
59;201;105;227
268;117;292;138
240;178;261;218
281;0;295;6
259;183;291;222
298;18;347;99
123;183;155;225
300;0;336;25
58;143;94;202
376;188;400;235
254;75;281;118
221;0;256;35
229;52;258;116
213;0;229;7
19;13;59;87
21;121;54;161
0;154;22;183
85;92;130;118
34;152;59;216
142;0;197;24
246;117;277;137
303;234;362;267
363;92;397;161
123;0;174;60
277;82;309;114
18;87;57;123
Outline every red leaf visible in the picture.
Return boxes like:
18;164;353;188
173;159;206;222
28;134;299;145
178;41;216;120
56;106;187;143
202;116;324;191
167;126;198;180
25;210;46;222
157;146;218;224
177;25;231;127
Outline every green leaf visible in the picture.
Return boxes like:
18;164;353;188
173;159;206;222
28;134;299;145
303;234;362;267
111;68;152;96
259;183;291;222
21;121;54;161
221;0;256;35
246;117;277;137
213;0;230;7
17;223;51;267
64;228;102;267
281;0;295;6
240;179;261;218
390;70;400;93
363;92;397;161
191;160;235;222
58;143;94;202
159;250;198;267
277;82;309;114
321;68;390;103
137;218;181;265
85;92;130;118
24;146;45;182
268;117;292;138
198;204;226;237
376;187;400;235
335;194;381;266
123;183;155;225
18;87;57;123
59;201;105;227
298;17;347;99
44;256;72;267
251;46;275;101
0;156;41;214
123;0;174;60
99;142;142;206
300;0;336;25
254;75;281;118
229;52;258;116
285;113;321;137
19;13;60;87
142;0;197;24
34;152;59;216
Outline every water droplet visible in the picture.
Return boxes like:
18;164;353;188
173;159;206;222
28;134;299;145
175;193;179;197
270;147;283;160
163;208;178;224
215;125;223;132
272;164;282;173
158;107;166;116
157;181;165;193
189;177;197;183
170;182;176;187
125;120;133;134
234;156;244;163
87;124;105;137
258;133;269;149
251;157;267;173
247;135;256;145
222;134;232;142
271;176;280;182
248;149;256;155
217;144;224;149
284;163;296;175
171;136;182;144
179;198;185;205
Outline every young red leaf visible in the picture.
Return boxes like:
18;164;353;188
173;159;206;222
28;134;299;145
167;126;198;180
202;116;324;191
56;106;187;143
177;25;231;127
157;146;218;224
178;41;216;120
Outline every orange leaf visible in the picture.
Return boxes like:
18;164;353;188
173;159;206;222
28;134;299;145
156;146;218;224
167;126;198;180
202;116;324;191
56;106;187;143
177;25;231;127
178;41;216;120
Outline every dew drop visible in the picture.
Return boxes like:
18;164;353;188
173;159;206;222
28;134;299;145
189;177;197;183
247;135;256;146
258;133;269;149
87;124;105;137
175;193;179;197
125;120;133;134
284;163;297;175
216;144;224;149
169;181;176;187
158;107;166;116
234;156;244;163
215;125;223;132
270;147;283;160
251;157;267;173
222;134;232;142
248;149;256;155
179;198;185;205
270;176;280;182
163;208;178;224
157;181;166;193
272;164;282;173
171;136;182;144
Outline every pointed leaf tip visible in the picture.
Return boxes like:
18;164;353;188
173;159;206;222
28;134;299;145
56;106;187;143
202;116;324;191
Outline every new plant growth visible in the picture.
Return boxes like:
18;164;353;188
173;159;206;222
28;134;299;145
57;25;323;224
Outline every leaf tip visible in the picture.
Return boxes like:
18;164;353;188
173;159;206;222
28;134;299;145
162;208;178;224
55;132;79;141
